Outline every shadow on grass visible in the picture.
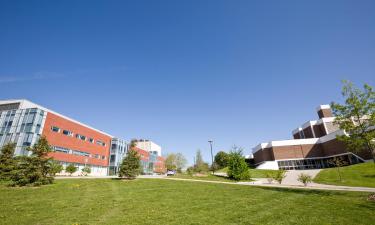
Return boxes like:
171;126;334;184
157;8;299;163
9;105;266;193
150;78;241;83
363;174;375;178
254;186;348;196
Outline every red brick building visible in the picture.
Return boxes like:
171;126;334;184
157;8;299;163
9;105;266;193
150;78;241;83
0;99;165;176
252;105;372;170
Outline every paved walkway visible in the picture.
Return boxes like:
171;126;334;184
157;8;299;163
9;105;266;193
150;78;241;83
283;169;321;185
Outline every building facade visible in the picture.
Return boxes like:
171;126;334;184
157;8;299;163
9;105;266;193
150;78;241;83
0;99;112;176
252;105;372;170
134;139;162;156
0;99;166;176
109;138;129;175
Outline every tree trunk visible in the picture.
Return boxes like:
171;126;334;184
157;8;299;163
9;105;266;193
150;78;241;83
365;141;375;164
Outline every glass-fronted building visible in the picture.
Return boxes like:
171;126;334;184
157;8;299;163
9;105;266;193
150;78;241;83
0;105;47;156
109;138;128;175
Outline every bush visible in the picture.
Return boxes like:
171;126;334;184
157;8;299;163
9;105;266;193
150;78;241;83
81;166;91;176
266;172;274;184
227;146;250;181
297;173;312;186
186;166;194;175
273;170;286;184
50;161;63;176
194;162;210;174
65;164;77;176
119;149;141;179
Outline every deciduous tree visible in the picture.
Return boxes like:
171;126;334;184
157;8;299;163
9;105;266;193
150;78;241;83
331;81;375;163
214;151;229;169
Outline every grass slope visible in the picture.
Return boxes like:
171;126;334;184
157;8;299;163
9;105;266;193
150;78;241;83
314;162;375;188
217;167;279;178
170;173;237;182
0;179;374;225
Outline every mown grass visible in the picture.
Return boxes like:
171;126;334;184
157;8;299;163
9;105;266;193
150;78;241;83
217;167;279;178
314;162;375;188
169;173;238;182
0;178;374;225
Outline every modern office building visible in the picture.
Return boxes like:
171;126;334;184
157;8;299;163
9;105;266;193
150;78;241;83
109;139;166;175
0;99;112;176
0;99;166;176
134;139;162;156
109;138;129;175
252;105;372;170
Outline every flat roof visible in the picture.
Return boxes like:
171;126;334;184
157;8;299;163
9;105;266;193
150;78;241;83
0;99;114;137
252;130;345;154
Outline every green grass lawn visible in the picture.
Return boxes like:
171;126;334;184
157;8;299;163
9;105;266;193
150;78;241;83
314;162;375;188
169;173;238;182
1;179;374;225
216;167;279;178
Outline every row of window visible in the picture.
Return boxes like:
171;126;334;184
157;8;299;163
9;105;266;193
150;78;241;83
51;126;107;147
52;146;107;160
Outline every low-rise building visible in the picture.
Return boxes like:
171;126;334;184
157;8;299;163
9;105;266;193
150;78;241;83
0;99;166;176
252;105;372;170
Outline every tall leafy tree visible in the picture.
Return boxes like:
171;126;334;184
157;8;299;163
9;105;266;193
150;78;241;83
0;143;16;180
119;149;141;179
194;149;209;173
175;153;187;172
165;153;177;171
331;81;375;163
214;151;229;169
165;153;187;172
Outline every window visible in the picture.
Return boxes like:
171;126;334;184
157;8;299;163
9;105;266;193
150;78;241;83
101;155;106;160
51;126;60;133
63;130;73;136
89;138;94;143
72;150;90;157
96;140;106;146
53;146;70;154
75;134;86;141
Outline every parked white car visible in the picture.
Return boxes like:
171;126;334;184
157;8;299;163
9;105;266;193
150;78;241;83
167;170;176;176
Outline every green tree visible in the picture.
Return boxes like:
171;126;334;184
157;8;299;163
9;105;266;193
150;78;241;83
165;153;177;171
175;153;187;173
214;151;229;169
65;164;77;176
227;146;250;181
0;143;16;181
10;136;56;186
331;81;375;163
165;153;187;172
81;166;91;176
119;149;141;179
194;149;209;173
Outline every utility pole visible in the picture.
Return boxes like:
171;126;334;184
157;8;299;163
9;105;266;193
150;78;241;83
208;140;214;174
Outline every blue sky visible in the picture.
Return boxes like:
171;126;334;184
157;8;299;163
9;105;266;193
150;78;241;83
0;0;374;164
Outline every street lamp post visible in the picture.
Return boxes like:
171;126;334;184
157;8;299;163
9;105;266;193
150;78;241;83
208;140;214;174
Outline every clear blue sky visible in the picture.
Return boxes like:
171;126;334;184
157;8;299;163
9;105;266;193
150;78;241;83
0;0;374;164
